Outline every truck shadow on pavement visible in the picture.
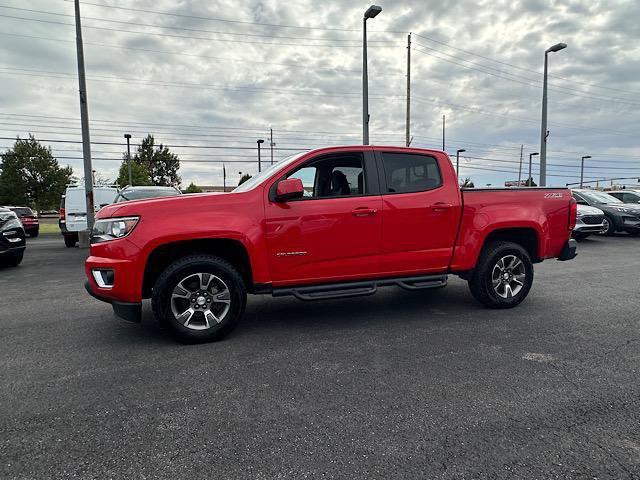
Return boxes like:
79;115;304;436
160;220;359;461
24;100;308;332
121;281;490;345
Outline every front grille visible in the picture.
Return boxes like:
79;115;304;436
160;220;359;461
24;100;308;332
581;215;603;225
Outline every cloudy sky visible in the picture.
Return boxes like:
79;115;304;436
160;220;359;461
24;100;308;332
1;0;639;188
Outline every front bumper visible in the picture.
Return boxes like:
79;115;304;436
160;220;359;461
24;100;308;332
558;239;578;261
0;228;26;254
84;281;142;322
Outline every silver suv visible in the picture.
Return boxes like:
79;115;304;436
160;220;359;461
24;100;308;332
572;204;605;240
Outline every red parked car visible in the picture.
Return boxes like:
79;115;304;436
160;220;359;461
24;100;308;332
4;206;39;237
85;146;577;343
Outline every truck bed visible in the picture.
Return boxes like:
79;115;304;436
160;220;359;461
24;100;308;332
450;187;574;272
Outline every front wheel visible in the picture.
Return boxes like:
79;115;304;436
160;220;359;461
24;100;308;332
597;216;615;236
468;241;534;309
152;255;247;343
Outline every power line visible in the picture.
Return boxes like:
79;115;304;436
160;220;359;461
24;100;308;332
68;0;405;34
412;44;640;107
0;13;402;48
412;32;640;96
0;32;403;77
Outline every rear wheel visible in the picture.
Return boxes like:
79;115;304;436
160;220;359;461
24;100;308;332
64;235;76;248
29;229;39;238
468;241;534;309
152;255;246;343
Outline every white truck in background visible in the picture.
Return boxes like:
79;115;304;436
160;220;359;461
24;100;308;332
59;185;118;247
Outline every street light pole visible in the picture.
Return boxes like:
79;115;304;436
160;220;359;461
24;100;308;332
362;5;382;145
257;139;264;173
580;155;591;188
539;42;567;186
456;149;466;178
124;133;132;186
529;152;539;186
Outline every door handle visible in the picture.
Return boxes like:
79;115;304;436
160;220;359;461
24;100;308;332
351;207;378;217
430;202;453;212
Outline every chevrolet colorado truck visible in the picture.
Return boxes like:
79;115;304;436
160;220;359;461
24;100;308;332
85;146;577;342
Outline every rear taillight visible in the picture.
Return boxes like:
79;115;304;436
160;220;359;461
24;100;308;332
568;197;577;230
59;207;66;220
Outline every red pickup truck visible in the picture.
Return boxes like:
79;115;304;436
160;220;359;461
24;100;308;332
85;146;577;342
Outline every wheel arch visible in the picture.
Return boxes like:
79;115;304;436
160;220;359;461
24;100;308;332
480;227;540;263
142;238;253;297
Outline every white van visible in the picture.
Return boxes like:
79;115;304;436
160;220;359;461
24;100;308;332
59;185;118;247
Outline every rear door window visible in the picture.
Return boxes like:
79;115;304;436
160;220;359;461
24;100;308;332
380;153;442;194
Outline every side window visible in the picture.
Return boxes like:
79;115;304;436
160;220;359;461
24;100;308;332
381;152;442;194
286;153;366;199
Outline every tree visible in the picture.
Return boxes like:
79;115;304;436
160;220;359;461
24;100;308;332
0;135;73;210
116;160;152;187
184;182;203;193
460;177;475;188
133;135;180;186
238;173;252;186
525;177;537;187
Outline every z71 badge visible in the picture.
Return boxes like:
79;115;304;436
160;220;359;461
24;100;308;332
544;192;563;198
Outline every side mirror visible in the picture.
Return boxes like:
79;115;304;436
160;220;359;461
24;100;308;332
275;178;304;202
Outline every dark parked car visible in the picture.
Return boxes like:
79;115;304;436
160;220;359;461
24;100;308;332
606;190;640;205
3;206;39;237
572;189;640;236
0;207;26;266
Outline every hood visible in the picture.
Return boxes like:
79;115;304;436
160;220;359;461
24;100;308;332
97;191;232;219
577;204;604;216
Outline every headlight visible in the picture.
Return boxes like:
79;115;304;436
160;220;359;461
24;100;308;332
91;216;139;243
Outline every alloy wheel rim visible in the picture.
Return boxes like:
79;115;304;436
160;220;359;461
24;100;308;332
491;255;526;299
600;218;610;234
170;273;231;330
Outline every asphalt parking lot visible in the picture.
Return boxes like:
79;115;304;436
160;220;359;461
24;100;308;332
1;235;639;479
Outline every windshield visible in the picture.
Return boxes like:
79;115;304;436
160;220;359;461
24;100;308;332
233;152;307;192
578;190;622;204
116;188;180;202
10;207;33;216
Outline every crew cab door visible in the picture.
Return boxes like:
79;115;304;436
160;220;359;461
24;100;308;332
265;150;382;285
375;149;461;274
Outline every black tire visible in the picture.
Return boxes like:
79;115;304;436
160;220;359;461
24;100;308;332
4;251;24;267
151;255;247;343
598;215;615;236
29;229;39;238
64;235;76;248
468;241;534;309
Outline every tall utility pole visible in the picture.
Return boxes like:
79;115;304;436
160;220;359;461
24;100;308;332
405;33;411;147
269;128;275;165
74;0;94;231
580;155;591;188
442;115;445;151
124;133;132;185
540;42;567;186
362;5;382;145
517;144;524;184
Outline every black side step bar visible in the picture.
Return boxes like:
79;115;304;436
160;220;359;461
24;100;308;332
272;274;448;301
